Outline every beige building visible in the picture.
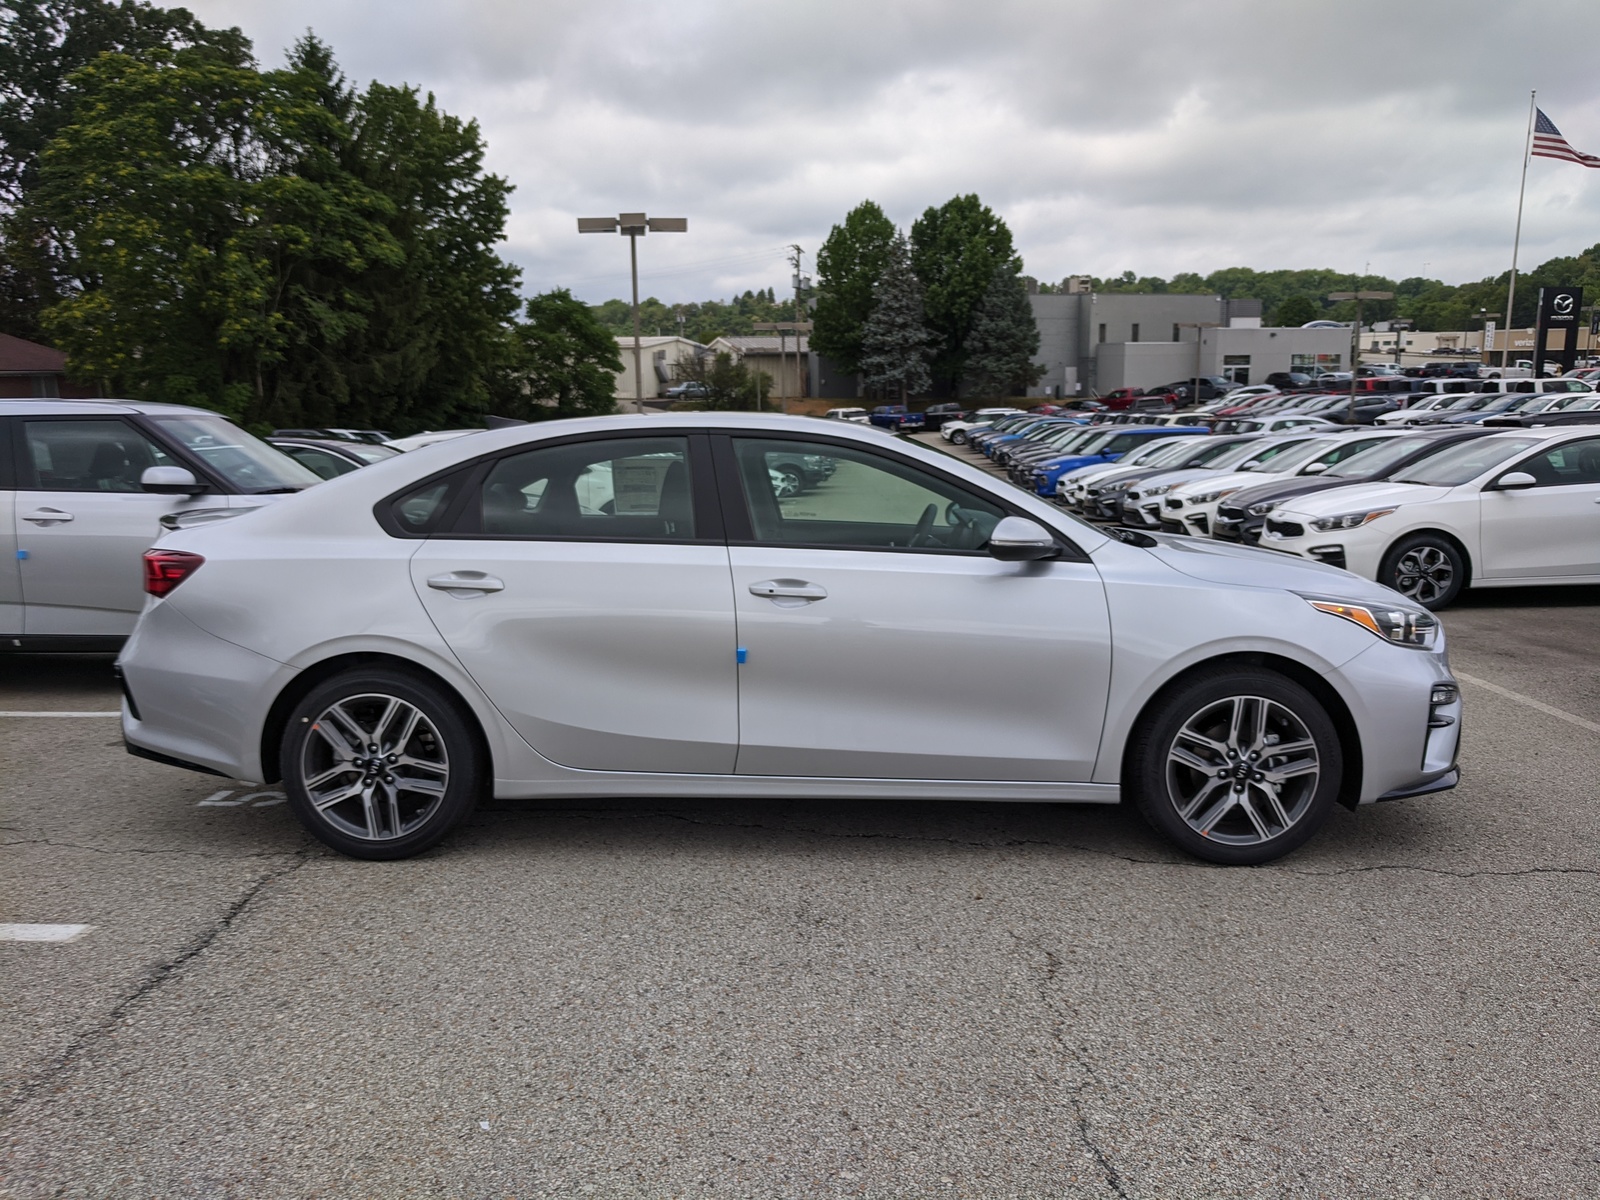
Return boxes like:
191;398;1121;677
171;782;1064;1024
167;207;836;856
612;335;706;404
708;335;811;402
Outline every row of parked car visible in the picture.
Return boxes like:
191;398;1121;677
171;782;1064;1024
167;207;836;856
943;402;1600;610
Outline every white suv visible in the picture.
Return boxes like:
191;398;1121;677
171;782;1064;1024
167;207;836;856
2;399;319;650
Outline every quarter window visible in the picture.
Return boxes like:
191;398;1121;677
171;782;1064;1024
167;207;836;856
730;438;1005;552
21;419;174;492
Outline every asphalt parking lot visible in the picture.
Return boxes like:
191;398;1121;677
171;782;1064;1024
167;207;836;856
4;588;1599;1199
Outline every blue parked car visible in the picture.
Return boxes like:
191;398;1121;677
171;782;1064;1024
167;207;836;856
1024;426;1212;496
986;417;1090;462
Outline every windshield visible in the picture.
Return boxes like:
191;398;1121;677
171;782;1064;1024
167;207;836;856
1324;437;1435;478
1391;437;1542;487
149;414;321;492
1126;436;1202;466
345;442;402;464
1241;437;1342;474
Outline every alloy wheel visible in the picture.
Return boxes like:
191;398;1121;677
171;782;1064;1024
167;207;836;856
1164;695;1320;847
298;693;450;842
1391;545;1454;606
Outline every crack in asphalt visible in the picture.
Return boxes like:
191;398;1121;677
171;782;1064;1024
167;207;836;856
1;836;308;861
1012;936;1130;1198
0;850;314;1120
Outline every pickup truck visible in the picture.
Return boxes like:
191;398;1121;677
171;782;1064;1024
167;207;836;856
869;405;925;431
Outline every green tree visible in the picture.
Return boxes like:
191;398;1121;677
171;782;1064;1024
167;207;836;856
672;349;769;410
1272;295;1319;327
24;35;520;432
0;0;249;338
909;194;1020;392
502;288;622;419
859;231;932;402
963;264;1043;398
811;199;896;375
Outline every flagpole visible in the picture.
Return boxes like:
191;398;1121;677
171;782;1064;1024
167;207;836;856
1502;90;1536;367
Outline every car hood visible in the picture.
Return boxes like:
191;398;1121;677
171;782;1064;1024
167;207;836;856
1221;474;1372;512
1124;466;1216;494
1274;481;1453;518
1138;534;1403;602
1168;468;1289;500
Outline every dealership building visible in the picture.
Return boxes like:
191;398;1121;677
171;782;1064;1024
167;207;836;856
1027;288;1352;397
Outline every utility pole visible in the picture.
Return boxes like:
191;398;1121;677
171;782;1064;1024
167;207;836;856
787;244;805;413
1328;290;1394;423
577;213;688;413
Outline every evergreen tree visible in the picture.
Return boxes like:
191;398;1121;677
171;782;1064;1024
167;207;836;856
962;264;1043;399
909;194;1020;392
811;199;896;375
859;232;932;402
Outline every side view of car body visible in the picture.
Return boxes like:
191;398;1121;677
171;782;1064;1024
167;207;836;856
119;414;1461;868
2;399;319;650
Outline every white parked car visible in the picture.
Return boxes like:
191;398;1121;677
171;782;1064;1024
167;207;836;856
385;430;482;452
1232;416;1346;436
1260;427;1600;608
118;413;1460;867
822;407;870;423
1;399;320;649
940;408;1023;444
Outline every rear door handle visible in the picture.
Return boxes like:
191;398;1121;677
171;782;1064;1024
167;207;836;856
748;578;827;601
22;508;73;524
427;572;505;595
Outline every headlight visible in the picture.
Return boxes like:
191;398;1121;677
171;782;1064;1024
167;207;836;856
1309;507;1396;532
1247;501;1277;517
1187;488;1238;506
1143;483;1174;496
1299;595;1438;648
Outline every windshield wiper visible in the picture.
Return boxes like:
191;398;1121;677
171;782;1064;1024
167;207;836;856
251;486;303;494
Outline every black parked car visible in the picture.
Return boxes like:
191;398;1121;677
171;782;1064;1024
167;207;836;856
917;402;968;432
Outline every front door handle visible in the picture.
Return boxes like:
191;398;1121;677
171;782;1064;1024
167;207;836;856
22;508;73;525
426;571;505;595
748;578;827;601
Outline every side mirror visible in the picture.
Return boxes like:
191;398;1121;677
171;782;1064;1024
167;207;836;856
1302;461;1330;474
988;516;1060;562
141;466;205;496
1492;471;1538;491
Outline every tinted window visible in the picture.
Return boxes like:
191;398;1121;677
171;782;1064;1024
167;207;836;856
1508;437;1600;487
21;419;174;492
732;438;1004;552
476;437;695;540
281;446;358;479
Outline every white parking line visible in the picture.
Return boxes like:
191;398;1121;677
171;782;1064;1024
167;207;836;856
0;924;94;943
0;711;120;717
1456;671;1600;736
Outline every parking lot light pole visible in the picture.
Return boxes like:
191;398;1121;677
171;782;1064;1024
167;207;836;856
578;214;688;413
1328;290;1394;423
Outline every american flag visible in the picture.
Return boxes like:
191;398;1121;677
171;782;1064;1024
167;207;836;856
1532;109;1600;168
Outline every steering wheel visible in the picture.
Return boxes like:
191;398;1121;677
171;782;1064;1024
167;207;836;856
908;503;938;548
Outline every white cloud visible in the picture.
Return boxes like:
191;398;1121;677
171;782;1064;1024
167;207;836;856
193;0;1600;302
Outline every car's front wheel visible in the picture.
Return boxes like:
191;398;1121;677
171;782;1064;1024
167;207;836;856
1126;667;1342;865
951;430;969;445
1380;534;1466;610
280;668;484;860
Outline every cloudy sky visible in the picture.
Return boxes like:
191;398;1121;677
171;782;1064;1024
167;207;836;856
195;0;1600;304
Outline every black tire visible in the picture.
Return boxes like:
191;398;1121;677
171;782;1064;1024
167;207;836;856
280;668;484;860
1379;533;1466;610
1125;667;1343;866
951;430;969;445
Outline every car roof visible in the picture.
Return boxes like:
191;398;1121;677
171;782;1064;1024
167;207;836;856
0;398;223;417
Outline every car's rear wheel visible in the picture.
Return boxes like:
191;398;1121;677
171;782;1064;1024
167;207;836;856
1380;534;1465;610
280;669;483;860
1126;667;1342;865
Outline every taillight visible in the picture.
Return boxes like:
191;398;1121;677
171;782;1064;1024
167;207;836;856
143;550;205;597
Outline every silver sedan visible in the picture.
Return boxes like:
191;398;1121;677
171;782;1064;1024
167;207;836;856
118;414;1461;866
